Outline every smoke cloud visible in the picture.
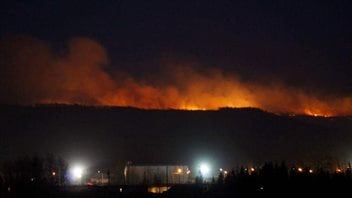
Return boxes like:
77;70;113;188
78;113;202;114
1;35;351;116
0;35;115;105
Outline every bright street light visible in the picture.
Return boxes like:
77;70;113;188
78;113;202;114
69;164;85;184
199;163;210;176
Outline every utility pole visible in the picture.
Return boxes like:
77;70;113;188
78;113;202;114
166;166;169;184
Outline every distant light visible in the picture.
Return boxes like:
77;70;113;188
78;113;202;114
200;163;210;176
52;171;56;176
224;170;228;175
177;168;182;174
336;168;342;173
219;168;223;172
70;165;84;180
186;170;191;174
119;188;123;193
297;168;303;172
250;168;255;172
309;169;313;174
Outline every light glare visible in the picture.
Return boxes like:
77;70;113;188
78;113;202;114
71;165;84;179
200;163;210;176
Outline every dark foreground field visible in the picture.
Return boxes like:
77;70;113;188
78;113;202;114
2;167;352;198
1;183;351;198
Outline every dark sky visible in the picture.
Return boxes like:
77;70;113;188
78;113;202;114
1;0;352;93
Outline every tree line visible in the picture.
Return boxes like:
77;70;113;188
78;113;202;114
0;154;67;197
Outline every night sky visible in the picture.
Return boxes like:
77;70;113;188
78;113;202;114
1;0;352;175
2;0;352;91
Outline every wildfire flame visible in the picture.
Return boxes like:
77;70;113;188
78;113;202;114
1;35;351;117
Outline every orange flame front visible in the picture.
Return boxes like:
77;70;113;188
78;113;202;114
1;35;351;117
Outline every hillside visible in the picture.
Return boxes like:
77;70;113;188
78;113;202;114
1;105;352;169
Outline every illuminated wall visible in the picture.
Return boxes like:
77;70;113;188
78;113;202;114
124;165;191;185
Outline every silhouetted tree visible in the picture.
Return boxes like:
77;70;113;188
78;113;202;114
57;156;67;185
217;172;224;185
195;171;203;184
107;170;111;185
211;176;215;184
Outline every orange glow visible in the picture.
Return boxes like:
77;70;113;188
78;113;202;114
1;35;352;117
304;110;329;117
177;168;183;174
98;70;352;117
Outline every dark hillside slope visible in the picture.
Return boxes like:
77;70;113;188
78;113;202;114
1;105;352;168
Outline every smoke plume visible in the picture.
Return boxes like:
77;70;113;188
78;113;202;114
1;35;351;116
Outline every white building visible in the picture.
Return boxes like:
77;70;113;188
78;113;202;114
124;163;191;185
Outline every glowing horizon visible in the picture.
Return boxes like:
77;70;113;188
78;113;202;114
1;35;351;117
